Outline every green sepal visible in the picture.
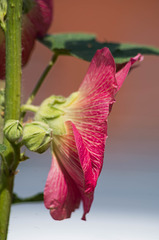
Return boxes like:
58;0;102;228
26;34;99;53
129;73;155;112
20;152;29;162
36;95;66;119
0;144;6;153
35;95;67;135
63;92;79;107
35;92;79;136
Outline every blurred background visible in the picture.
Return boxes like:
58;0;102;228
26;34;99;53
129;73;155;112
8;0;159;239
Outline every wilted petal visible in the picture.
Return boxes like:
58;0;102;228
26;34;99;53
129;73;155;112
22;0;53;63
44;153;81;220
21;16;37;66
27;0;53;38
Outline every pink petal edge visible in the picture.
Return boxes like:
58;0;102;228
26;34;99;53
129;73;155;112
115;54;144;91
44;153;81;220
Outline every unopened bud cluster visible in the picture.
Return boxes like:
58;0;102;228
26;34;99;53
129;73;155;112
3;120;53;154
2;92;78;154
2;91;80;155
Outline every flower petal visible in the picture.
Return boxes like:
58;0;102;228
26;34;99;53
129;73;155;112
64;48;143;182
44;48;144;220
115;54;144;91
44;153;81;220
43;48;144;221
79;48;117;94
71;122;96;220
65;48;117;180
53;121;95;220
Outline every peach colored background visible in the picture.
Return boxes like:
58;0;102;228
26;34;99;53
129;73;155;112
23;0;159;169
8;3;159;239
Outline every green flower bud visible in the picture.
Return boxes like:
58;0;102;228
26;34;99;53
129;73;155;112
3;120;23;142
23;121;52;153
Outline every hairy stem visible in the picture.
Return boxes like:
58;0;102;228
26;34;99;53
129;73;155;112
0;0;22;239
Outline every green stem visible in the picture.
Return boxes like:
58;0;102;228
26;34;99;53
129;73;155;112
0;0;22;239
26;53;58;106
0;154;8;173
20;53;58;120
21;104;39;113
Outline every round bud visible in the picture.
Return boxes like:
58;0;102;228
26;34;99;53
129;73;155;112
23;121;52;153
4;120;23;142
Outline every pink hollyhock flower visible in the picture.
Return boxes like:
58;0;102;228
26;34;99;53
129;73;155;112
0;0;53;79
41;48;143;220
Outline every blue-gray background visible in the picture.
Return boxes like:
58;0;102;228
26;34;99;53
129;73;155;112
8;0;159;239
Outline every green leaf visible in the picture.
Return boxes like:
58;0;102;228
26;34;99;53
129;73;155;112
40;33;159;64
0;144;6;153
12;192;43;204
